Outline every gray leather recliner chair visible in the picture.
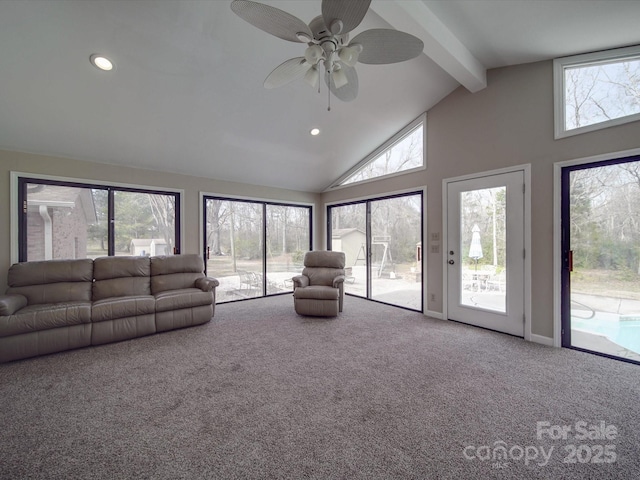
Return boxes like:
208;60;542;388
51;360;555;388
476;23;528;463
292;251;346;317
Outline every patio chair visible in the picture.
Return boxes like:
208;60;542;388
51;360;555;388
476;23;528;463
292;251;345;317
238;270;262;296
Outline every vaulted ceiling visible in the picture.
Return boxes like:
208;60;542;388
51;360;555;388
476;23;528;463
1;0;639;192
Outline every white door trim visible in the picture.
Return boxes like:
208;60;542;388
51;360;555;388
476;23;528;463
442;164;531;340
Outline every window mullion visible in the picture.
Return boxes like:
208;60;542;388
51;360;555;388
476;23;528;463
107;188;115;257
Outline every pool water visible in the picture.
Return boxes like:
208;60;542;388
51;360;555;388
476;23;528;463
572;314;640;354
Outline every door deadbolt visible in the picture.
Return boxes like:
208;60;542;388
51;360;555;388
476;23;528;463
448;259;455;265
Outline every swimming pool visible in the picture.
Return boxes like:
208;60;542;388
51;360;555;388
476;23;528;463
572;314;640;354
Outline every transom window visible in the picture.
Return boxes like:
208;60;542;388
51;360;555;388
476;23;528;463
329;114;425;189
17;176;180;262
554;45;640;138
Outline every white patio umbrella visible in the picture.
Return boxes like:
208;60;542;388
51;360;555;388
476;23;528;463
468;224;483;271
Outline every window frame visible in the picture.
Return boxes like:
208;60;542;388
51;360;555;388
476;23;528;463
325;113;426;191
553;44;640;139
11;172;183;263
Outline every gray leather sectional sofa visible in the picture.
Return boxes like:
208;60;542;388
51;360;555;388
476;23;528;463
0;254;218;363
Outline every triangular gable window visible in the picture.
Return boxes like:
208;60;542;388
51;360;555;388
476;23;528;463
328;114;425;189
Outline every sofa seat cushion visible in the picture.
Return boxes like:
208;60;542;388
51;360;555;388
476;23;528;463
294;285;339;301
0;301;92;337
91;296;156;323
154;288;213;313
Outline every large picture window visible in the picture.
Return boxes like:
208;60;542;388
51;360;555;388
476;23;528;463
18;177;180;262
203;196;312;303
554;45;640;138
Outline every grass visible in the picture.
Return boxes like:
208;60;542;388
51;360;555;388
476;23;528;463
571;268;640;300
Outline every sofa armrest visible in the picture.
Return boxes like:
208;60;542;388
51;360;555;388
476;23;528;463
0;294;28;316
195;277;220;292
332;275;346;288
292;275;309;288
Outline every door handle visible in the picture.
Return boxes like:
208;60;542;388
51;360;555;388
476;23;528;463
448;259;455;265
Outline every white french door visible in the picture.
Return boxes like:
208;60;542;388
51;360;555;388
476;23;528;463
446;171;525;336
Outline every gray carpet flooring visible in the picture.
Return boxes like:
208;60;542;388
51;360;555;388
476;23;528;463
1;294;639;479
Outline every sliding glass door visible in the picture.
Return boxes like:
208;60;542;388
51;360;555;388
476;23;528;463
562;155;640;364
203;196;311;303
328;192;423;311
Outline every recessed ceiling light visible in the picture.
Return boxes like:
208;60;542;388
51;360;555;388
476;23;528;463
90;54;114;71
310;128;320;136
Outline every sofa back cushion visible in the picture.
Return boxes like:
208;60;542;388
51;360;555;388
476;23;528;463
150;254;204;294
92;256;151;301
6;258;93;304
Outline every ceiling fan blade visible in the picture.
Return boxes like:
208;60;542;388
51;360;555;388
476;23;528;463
350;29;424;64
324;65;359;102
231;0;313;43
264;57;310;89
321;0;372;35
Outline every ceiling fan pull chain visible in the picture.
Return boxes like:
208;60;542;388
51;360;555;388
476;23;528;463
327;70;331;111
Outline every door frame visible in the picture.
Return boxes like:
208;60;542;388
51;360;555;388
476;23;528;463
442;164;532;340
553;147;640;347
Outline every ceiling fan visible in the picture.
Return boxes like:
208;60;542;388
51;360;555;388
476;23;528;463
230;0;424;110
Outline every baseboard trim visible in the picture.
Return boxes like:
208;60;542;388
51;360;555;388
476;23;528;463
425;310;443;320
529;334;554;346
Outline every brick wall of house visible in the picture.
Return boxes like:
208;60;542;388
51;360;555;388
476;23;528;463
27;212;45;261
26;197;88;260
52;198;88;259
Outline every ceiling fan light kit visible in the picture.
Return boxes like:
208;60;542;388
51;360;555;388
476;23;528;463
230;0;424;110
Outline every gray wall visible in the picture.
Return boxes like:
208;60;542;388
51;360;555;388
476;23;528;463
320;59;640;339
0;149;320;293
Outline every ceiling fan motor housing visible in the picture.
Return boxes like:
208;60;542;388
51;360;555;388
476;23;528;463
309;15;347;55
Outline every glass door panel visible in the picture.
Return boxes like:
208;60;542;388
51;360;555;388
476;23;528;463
370;195;422;309
205;199;264;303
266;205;310;294
329;203;367;297
564;159;640;361
459;186;506;313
